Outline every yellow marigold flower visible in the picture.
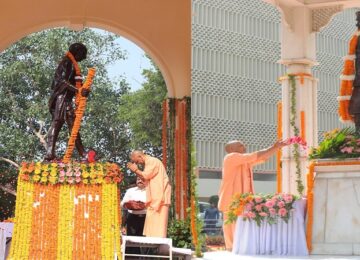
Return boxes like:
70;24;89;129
51;162;57;167
82;171;90;178
83;179;89;184
40;176;48;183
90;173;97;179
97;170;104;177
42;171;49;177
33;175;41;182
34;169;41;175
97;178;103;184
90;179;97;184
36;162;42;167
49;176;57;184
41;164;49;171
50;170;57;177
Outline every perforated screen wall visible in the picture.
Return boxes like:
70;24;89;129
191;0;359;173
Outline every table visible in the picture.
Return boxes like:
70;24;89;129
232;199;308;256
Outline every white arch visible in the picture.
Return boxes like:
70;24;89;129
0;19;175;96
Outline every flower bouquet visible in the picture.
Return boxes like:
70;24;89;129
226;193;300;226
309;128;360;159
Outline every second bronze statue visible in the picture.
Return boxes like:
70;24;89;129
348;11;360;133
44;43;90;161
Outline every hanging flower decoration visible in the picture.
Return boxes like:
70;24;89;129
10;166;122;259
63;51;96;163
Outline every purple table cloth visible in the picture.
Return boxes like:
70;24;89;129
232;198;308;256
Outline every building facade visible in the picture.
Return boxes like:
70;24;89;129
191;0;359;201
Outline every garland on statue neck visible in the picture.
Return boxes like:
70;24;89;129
338;30;360;123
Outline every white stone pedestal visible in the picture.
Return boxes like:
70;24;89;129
312;163;360;255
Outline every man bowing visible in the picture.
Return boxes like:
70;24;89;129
127;150;171;238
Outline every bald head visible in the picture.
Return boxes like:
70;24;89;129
225;140;246;154
130;150;146;164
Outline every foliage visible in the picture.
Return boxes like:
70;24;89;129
167;218;192;248
308;128;360;159
288;75;304;195
189;142;205;257
120;60;167;158
227;193;300;227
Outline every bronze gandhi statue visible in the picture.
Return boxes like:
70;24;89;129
349;11;360;134
44;43;90;161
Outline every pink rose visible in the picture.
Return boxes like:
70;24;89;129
341;146;353;154
66;171;73;177
255;205;262;211
259;212;268;217
59;171;65;177
265;200;275;208
269;208;276;216
278;208;287;217
255;197;262;203
247;212;256;219
245;203;253;211
284;194;293;203
67;177;74;184
75;171;81;177
75;176;81;183
59;176;65;183
278;201;285;208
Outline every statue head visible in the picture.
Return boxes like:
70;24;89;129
69;42;87;62
356;11;360;29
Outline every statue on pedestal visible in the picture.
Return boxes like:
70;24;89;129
44;43;90;161
349;11;360;133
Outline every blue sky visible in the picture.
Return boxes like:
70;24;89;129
106;37;153;91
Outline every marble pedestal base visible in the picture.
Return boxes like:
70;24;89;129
312;163;360;255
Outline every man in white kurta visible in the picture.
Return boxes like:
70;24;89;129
121;177;147;236
127;151;171;238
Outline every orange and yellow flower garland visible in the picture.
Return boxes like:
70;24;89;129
9;162;122;260
338;31;360;123
63;65;95;163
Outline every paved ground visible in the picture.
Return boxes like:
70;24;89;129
193;251;360;260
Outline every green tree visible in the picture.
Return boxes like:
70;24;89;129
0;28;128;219
120;61;167;158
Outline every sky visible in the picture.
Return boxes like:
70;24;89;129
106;37;153;91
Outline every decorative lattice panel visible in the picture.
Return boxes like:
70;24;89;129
191;0;360;171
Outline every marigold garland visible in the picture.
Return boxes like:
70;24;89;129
305;160;360;252
162;100;168;168
10;162;122;259
338;31;360;123
63;65;96;163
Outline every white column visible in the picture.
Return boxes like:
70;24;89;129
278;7;318;195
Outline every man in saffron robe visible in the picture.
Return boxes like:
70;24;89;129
127;150;171;238
218;139;289;250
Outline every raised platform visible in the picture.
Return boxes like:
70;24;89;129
312;162;360;255
195;251;360;259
